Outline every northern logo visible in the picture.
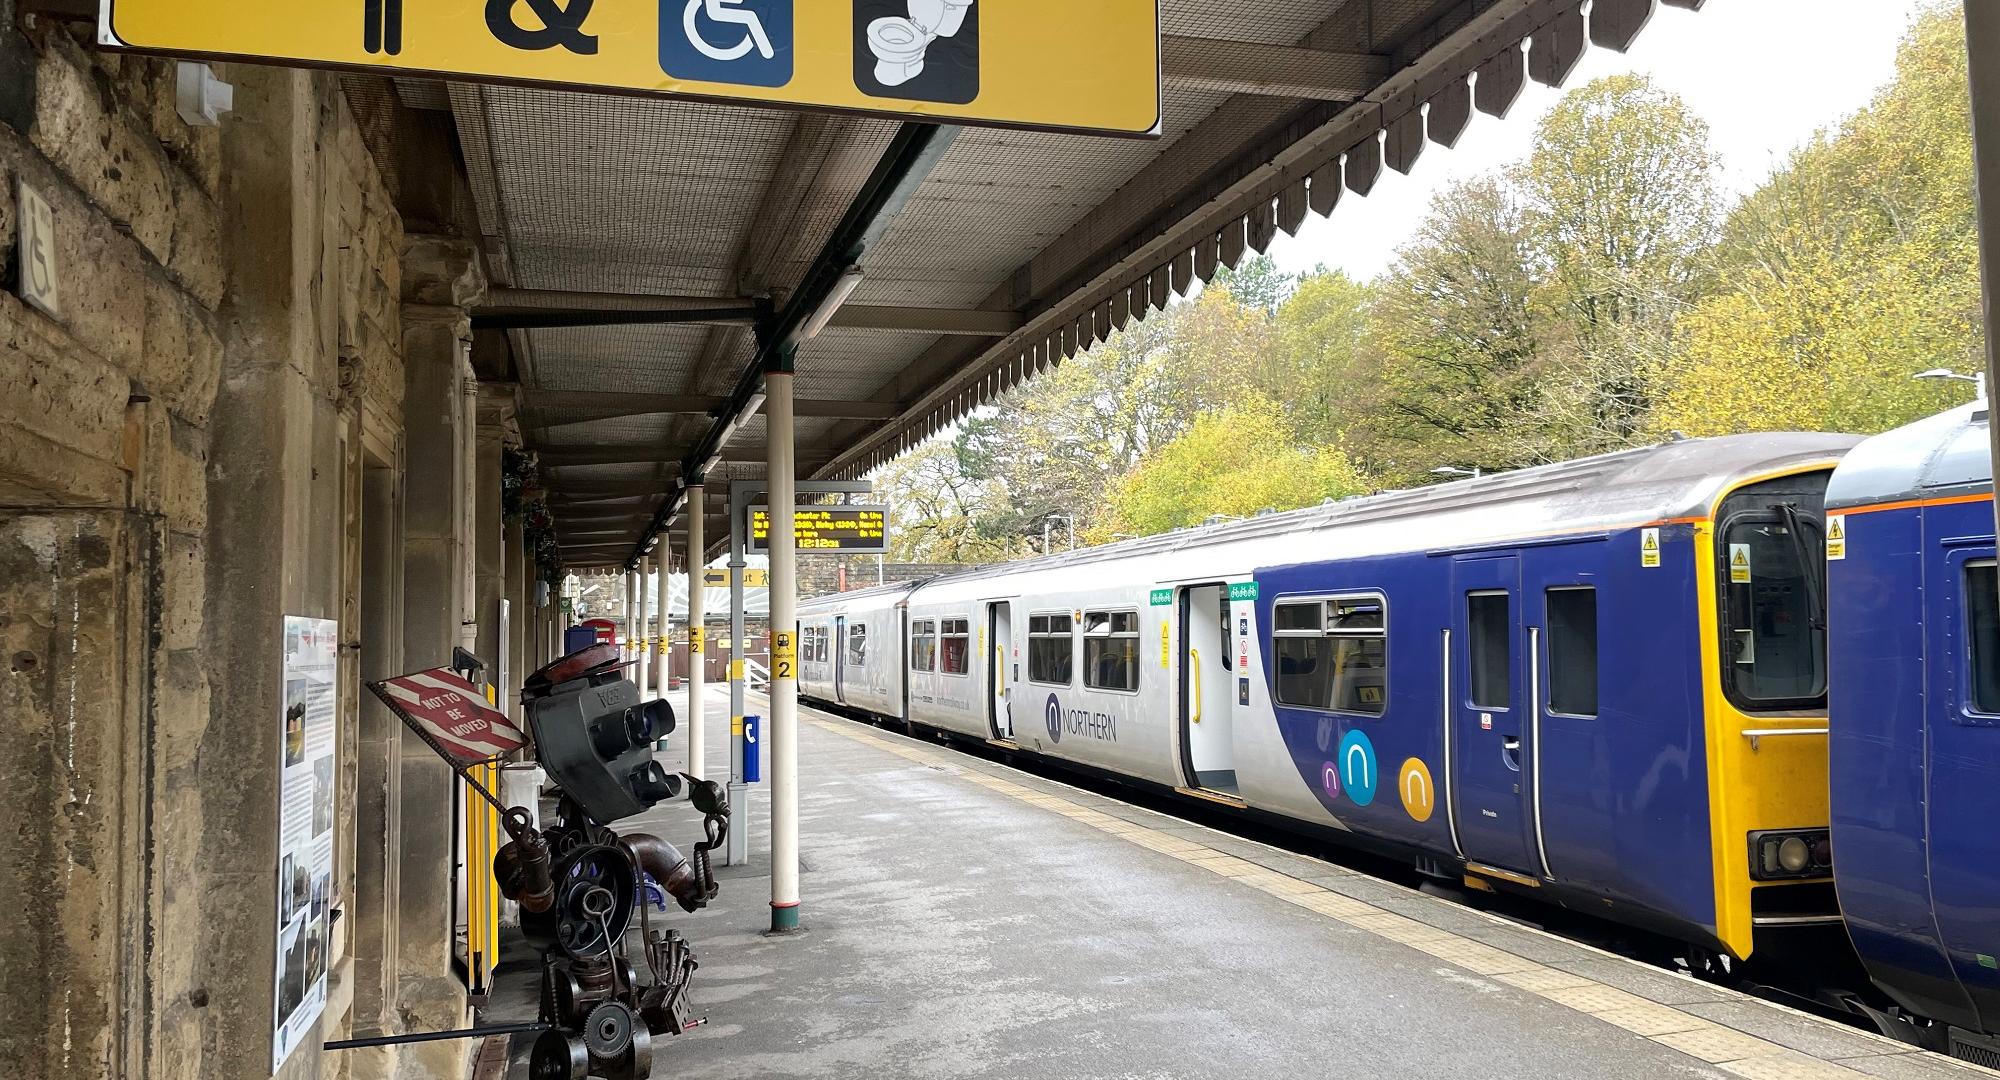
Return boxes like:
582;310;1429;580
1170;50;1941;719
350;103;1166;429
1045;692;1063;744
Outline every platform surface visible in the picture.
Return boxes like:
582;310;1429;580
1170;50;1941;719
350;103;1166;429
494;688;1994;1080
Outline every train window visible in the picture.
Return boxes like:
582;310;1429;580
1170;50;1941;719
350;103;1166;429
1273;596;1386;715
1969;562;2000;714
1029;613;1073;685
911;619;937;672
1722;515;1826;706
1084;610;1141;693
816;628;829;664
847;625;867;666
1467;591;1512;709
1546;587;1599;717
941;617;971;676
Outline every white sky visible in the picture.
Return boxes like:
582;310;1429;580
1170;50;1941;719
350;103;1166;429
1266;0;1935;282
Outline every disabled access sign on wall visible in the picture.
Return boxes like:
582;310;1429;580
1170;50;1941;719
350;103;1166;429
99;0;1162;136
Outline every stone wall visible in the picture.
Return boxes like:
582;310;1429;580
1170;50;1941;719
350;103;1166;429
0;15;467;1080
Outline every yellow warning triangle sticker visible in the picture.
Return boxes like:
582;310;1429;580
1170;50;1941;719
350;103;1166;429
1732;548;1749;567
1642;532;1659;551
1827;517;1844;540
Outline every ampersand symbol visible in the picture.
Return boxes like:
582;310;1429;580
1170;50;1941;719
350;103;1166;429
485;0;599;54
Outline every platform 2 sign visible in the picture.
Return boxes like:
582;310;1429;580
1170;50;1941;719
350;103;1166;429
99;0;1162;136
749;504;888;553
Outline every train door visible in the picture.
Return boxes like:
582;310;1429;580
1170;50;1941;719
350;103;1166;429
1181;584;1237;792
1449;555;1542;878
989;602;1013;739
833;615;848;705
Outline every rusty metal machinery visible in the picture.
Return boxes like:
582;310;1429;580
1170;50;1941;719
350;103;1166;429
496;644;730;1080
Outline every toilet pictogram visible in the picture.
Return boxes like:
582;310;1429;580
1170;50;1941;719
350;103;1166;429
854;0;979;105
661;0;794;87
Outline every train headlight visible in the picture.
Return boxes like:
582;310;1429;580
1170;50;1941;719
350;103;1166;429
1749;829;1833;881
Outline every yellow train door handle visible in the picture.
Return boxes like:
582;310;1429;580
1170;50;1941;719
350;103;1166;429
995;646;1005;696
1190;648;1202;724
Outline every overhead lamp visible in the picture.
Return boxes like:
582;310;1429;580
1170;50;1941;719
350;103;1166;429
1914;367;1986;398
789;266;865;346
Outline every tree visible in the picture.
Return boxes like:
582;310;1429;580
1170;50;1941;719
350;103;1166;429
1519;74;1724;450
873;437;1022;563
1270;270;1375;447
1209;254;1295;313
1357;176;1557;482
1648;6;1974;437
1100;396;1370;538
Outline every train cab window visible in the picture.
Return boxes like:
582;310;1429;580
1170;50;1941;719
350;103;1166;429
1722;514;1826;706
1467;591;1512;709
1084;611;1141;692
1273;596;1387;715
1545;587;1599;717
912;619;937;672
846;625;867;667
1968;562;2000;714
940;618;971;676
1029;613;1073;685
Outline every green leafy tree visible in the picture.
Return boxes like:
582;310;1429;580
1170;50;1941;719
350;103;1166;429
1101;397;1370;538
1649;6;1974;436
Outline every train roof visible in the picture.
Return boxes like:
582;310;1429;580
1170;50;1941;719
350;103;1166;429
799;578;925;613
1826;402;1993;511
877;432;1857;593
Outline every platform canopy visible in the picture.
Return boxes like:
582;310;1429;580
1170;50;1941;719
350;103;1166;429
363;0;1701;570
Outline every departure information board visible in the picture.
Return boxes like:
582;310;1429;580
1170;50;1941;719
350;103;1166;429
749;505;888;553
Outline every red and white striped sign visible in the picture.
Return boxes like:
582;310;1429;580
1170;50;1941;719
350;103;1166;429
372;668;527;763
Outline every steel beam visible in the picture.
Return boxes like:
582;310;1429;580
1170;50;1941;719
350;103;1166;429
526;390;901;425
1161;33;1392;100
623;121;959;571
475;288;1017;335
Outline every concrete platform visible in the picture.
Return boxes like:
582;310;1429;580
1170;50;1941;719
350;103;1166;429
493;690;1995;1080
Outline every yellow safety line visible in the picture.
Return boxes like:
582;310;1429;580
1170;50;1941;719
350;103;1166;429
802;712;1986;1080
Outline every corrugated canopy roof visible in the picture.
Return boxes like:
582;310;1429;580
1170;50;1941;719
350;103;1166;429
404;0;1703;569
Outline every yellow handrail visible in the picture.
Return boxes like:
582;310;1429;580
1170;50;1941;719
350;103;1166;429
1190;648;1202;724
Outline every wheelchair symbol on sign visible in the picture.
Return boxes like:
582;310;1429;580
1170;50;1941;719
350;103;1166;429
684;0;775;61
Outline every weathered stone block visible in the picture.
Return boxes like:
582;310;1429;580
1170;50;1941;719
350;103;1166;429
158;534;204;652
400;234;486;308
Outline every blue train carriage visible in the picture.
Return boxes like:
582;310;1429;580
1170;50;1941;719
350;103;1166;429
799;580;920;724
1247;432;1858;966
1826;402;2000;1056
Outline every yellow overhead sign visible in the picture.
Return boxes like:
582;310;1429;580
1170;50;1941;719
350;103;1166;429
702;568;769;588
101;0;1162;136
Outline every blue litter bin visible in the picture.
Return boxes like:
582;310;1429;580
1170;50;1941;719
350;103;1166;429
743;714;762;783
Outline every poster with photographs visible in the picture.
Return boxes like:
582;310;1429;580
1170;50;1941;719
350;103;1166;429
273;616;337;1072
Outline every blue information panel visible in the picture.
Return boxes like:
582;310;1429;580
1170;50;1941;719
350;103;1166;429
742;713;762;783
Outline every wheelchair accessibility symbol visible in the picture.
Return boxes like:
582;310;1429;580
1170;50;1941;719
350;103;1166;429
661;0;793;87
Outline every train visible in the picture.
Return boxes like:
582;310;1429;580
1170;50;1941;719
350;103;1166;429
1827;402;2000;1064
795;411;1998;1061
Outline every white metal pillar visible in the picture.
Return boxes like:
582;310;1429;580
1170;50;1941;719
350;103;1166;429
686;485;707;779
636;557;653;694
767;371;801;932
654;556;670;701
624;570;638;667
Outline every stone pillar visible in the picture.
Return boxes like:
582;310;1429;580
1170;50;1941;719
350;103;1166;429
508;520;528;698
392;232;485;1079
473;391;507;691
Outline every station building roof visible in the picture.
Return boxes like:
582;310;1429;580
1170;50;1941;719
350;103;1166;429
380;0;1702;569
